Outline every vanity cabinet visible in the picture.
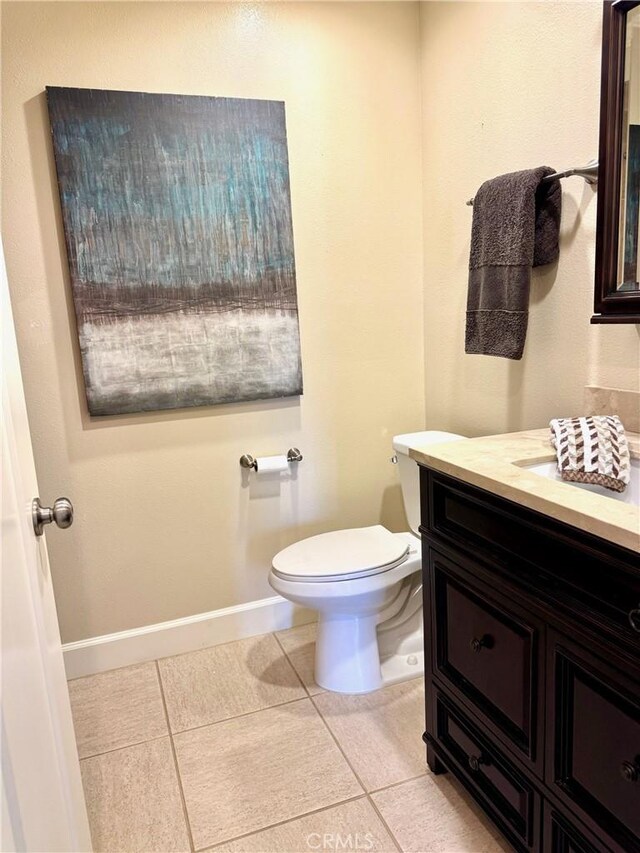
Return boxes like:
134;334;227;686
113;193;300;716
420;467;640;853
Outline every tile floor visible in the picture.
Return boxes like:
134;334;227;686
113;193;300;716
69;623;512;853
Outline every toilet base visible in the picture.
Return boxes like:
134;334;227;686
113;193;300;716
314;603;424;694
315;613;382;693
380;646;424;687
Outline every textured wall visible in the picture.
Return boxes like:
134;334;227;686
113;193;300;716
5;0;637;645
420;1;640;437
2;2;425;642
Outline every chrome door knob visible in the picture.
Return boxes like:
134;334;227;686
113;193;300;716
32;497;74;537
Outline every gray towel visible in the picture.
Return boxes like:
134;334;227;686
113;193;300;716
465;166;561;360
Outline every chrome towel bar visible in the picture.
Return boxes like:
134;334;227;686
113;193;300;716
466;159;598;206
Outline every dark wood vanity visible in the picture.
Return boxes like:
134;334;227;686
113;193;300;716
419;465;640;853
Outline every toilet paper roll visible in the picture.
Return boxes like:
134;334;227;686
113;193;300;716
255;455;289;474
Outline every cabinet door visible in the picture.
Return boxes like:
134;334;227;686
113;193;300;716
547;632;640;853
428;549;544;771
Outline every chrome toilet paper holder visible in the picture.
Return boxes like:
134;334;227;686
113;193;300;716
239;448;303;470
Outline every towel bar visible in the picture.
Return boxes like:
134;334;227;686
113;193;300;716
466;159;598;206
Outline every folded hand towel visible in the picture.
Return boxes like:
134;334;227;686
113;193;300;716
466;166;562;360
549;415;630;493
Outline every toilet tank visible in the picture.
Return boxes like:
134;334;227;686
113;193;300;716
392;431;466;536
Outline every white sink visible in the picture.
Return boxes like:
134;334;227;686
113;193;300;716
524;458;640;506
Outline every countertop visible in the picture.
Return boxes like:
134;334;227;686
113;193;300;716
410;428;640;554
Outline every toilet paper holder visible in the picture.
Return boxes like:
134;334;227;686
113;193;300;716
239;448;303;470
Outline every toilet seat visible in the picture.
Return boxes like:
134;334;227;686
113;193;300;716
272;525;410;583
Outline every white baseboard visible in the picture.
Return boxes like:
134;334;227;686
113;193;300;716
62;596;315;679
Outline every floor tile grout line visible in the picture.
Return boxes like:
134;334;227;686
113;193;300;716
272;630;315;698
167;732;197;853
365;794;404;853
77;732;170;762
307;692;369;794
194;793;372;853
169;694;311;739
309;688;430;808
368;771;428;797
155;660;197;853
304;661;429;804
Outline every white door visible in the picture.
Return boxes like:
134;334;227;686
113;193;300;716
1;242;92;852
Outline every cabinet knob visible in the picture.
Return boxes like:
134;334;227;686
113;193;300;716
468;753;485;772
628;608;640;633
470;634;494;653
620;760;639;783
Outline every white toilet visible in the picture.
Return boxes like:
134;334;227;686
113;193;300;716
269;431;465;694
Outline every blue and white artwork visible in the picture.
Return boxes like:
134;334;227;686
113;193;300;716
47;87;302;415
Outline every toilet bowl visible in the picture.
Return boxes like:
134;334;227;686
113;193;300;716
269;431;465;694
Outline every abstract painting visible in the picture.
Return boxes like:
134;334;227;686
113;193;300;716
47;87;302;415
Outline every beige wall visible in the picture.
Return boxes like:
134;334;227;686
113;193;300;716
420;1;640;438
2;2;425;642
5;1;639;645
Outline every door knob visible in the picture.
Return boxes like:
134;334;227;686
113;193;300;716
32;497;74;537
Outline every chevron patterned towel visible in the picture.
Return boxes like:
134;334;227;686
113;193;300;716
549;415;631;493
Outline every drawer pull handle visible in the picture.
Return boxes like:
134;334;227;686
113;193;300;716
468;753;486;772
628;608;640;633
470;634;494;653
620;760;639;783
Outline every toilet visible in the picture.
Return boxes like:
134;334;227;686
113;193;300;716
269;431;465;694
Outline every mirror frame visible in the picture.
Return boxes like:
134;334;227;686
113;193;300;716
593;0;640;323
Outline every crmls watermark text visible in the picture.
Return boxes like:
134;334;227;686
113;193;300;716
306;832;375;850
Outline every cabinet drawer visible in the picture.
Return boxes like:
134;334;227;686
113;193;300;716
422;469;640;652
429;688;540;850
549;634;640;852
430;550;541;764
543;806;608;853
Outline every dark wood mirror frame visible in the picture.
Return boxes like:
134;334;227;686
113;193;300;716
593;0;640;323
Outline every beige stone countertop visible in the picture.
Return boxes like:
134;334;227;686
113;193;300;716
410;429;640;554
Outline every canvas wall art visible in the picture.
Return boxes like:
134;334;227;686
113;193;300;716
47;87;302;416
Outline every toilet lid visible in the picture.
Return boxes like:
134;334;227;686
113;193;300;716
272;525;410;582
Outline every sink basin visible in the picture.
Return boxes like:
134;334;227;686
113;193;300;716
524;459;640;506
